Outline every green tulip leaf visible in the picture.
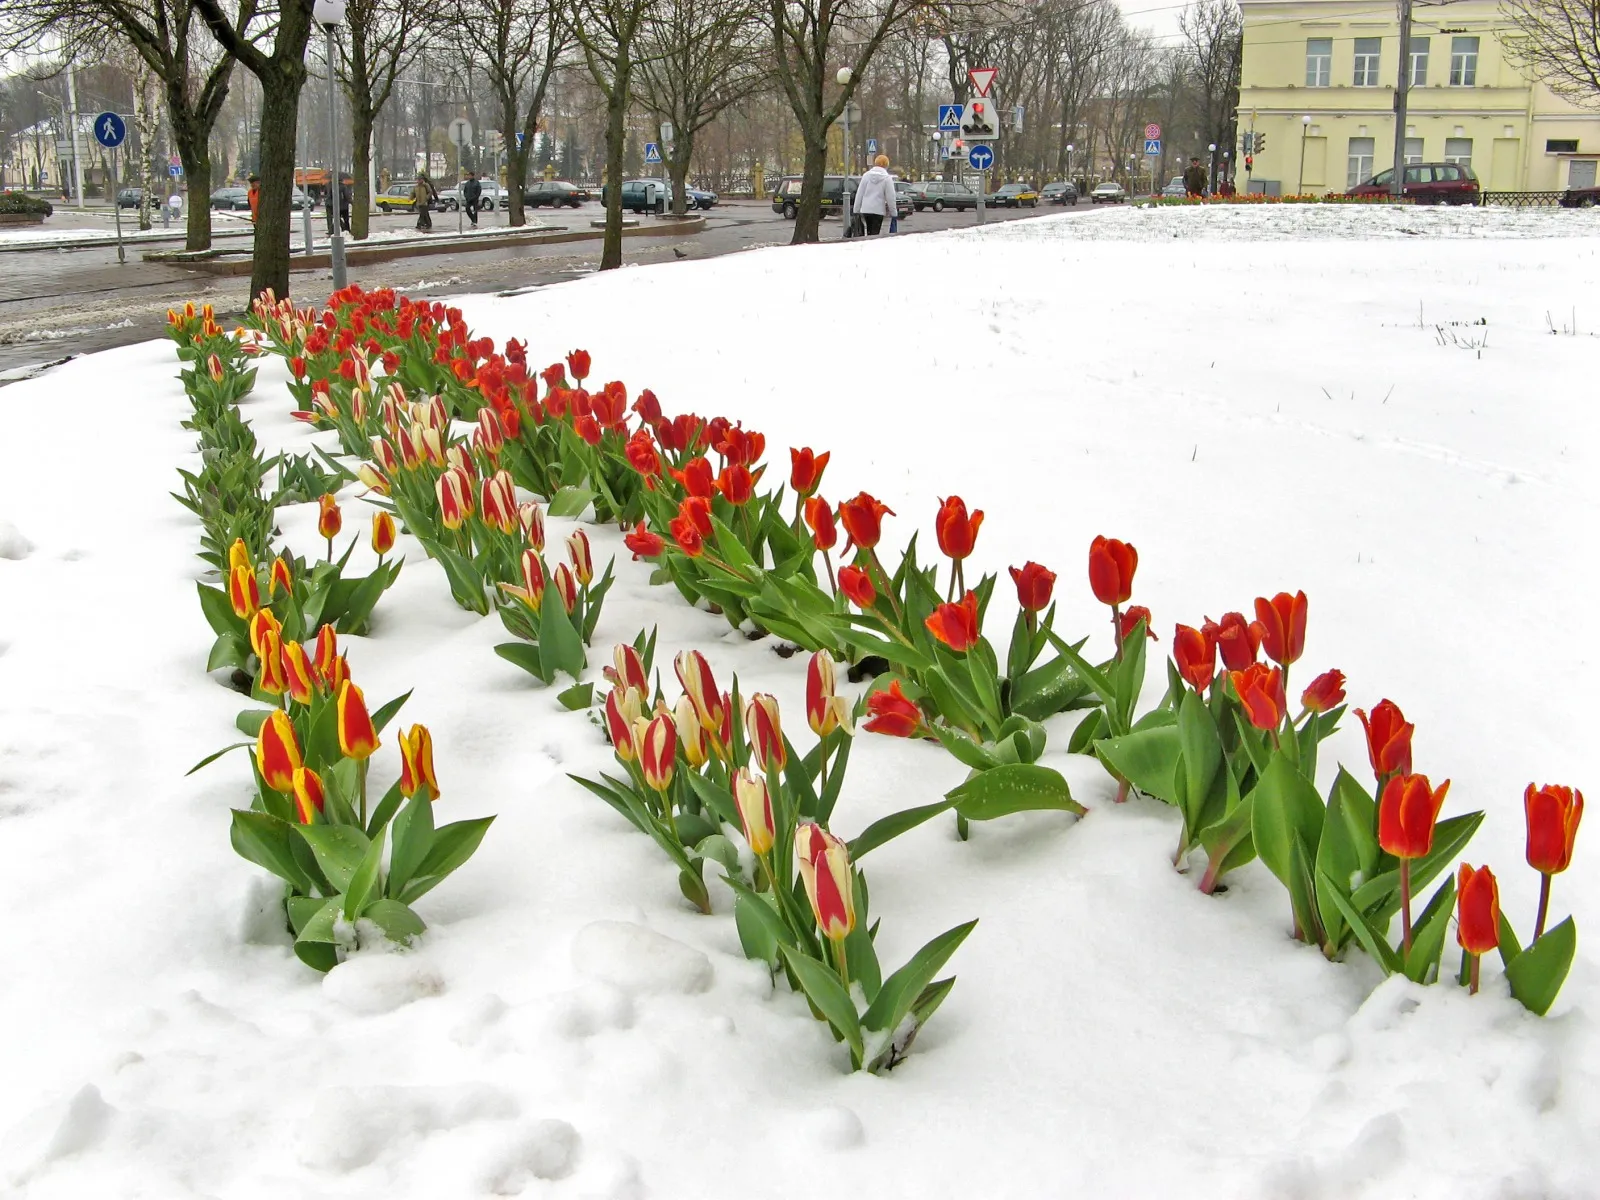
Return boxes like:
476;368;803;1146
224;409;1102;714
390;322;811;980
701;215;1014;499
1505;917;1577;1016
947;762;1085;820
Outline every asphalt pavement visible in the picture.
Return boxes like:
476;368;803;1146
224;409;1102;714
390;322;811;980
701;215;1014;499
0;198;1109;382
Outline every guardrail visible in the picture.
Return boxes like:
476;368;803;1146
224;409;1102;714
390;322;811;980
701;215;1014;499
1481;191;1567;208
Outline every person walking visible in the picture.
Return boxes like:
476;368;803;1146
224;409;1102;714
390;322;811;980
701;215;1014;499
413;172;436;232
852;153;898;237
338;177;352;234
247;174;261;221
1183;156;1208;198
462;170;482;228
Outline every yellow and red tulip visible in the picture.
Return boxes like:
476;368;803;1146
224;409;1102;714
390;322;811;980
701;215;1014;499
248;608;282;658
498;548;546;612
255;629;288;696
674;650;727;738
745;693;786;770
227;538;251;575
357;463;391;495
606;643;649;696
638;712;677;792
437;467;473;530
605;687;643;760
317;493;343;540
518;502;545;551
281;640;315;704
256;709;303;793
229;564;261;619
796;822;856;941
806;650;852;738
291;766;325;824
269;556;294;596
675;695;710;768
552;563;579;614
567;530;594;586
336;680;380;760
372;510;396;555
480;469;517;534
398;724;440;800
734;767;776;855
312;624;338;684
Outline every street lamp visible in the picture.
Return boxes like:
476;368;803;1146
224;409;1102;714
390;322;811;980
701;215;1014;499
1066;142;1074;186
836;67;853;178
314;0;348;289
1298;114;1312;196
1207;141;1217;195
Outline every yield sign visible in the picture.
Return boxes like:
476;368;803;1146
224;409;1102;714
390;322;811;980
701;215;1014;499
968;67;997;98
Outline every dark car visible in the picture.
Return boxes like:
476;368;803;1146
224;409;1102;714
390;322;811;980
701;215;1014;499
1347;162;1481;205
375;183;419;213
905;180;977;212
210;186;251;211
685;186;718;210
525;180;587;208
1040;181;1078;205
1559;184;1600;207
116;187;159;210
991;182;1039;208
601;180;664;213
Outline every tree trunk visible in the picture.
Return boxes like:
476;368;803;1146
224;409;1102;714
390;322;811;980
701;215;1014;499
600;67;630;271
505;96;527;228
790;125;827;244
170;112;216;252
133;70;159;232
668;138;692;217
252;67;308;302
351;105;373;240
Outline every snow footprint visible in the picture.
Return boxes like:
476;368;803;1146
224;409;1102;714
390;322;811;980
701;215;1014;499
298;1082;518;1171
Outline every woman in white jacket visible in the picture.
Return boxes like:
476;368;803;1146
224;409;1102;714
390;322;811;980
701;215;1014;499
852;154;898;236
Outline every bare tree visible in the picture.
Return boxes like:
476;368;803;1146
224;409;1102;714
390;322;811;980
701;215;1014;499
334;0;427;238
125;53;162;229
1502;0;1600;105
574;0;654;268
635;0;769;214
1180;0;1241;162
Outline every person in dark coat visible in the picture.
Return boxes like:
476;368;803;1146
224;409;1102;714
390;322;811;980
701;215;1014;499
1183;157;1208;197
338;179;352;233
462;170;482;228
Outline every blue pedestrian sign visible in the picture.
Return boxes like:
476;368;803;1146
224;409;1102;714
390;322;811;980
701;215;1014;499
644;142;661;165
93;111;127;149
968;144;994;171
1144;138;1161;157
938;104;963;133
866;138;878;155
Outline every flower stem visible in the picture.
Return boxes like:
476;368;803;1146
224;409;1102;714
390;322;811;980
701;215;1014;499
868;550;905;626
1468;952;1481;995
1400;858;1413;958
325;535;334;562
1533;872;1552;943
1111;604;1123;662
821;548;837;595
831;937;850;990
358;759;369;829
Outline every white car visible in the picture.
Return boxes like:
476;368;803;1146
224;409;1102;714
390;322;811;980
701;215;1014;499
436;182;507;212
1090;182;1127;203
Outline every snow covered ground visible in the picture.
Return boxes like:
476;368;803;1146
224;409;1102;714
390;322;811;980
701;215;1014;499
1;204;1596;1198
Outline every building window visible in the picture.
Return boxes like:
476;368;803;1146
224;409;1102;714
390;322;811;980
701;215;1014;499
1409;38;1430;86
1450;36;1479;86
1306;38;1332;87
1348;136;1375;187
1444;137;1474;168
1353;38;1381;86
1546;139;1579;153
1404;137;1424;163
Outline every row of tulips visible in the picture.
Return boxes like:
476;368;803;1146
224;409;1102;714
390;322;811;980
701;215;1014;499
170;308;493;972
235;285;1577;1018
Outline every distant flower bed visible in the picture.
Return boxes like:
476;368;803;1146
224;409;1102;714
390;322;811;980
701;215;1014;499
1143;193;1404;207
0;191;53;216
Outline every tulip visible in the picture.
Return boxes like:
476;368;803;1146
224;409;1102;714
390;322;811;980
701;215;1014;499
266;556;292;598
838;565;876;608
281;640;315;705
1119;605;1156;642
1009;561;1056;614
372;511;397;556
807;650;852;738
480;470;517;534
519;502;546;551
398;724;440;801
317;493;343;541
336;680;381;760
591;381;628;429
1173;623;1216;692
1229;663;1285;732
566;349;591;381
935;495;984;564
359;462;392;496
256;709;303;794
424;394;449;431
437;468;473;530
625;429;662;479
790;447;830;497
804;496;838;552
605;686;644;760
672;456;715;499
624;522;665;560
312;624;339;684
674;695;710;768
323;653;351;694
796;823;856;947
395;424;422;470
679;495;713;537
1087;535;1138;609
638;711;677;793
207;353;224;382
1253;591;1308;667
497;548;546;612
255;629;288;696
1354;699;1414;783
229;564;261;619
1379;772;1451;954
1206;611;1261;672
674;650;727;739
551;563;579;614
716;425;765;467
1457;863;1500;993
574;415;603;446
926;590;982;652
228;538;251;575
247;608;282;659
1525;783;1583;940
745;693;786;770
607;643;649;696
291;766;325;825
1300;668;1346;715
864;680;923;738
734;768;776;856
669;508;706;557
717;463;754;506
838;491;893;551
475;407;505;456
567;530;594;586
420;427;447;468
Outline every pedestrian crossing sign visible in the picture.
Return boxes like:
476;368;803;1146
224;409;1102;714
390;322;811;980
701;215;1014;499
644;142;661;164
938;105;963;133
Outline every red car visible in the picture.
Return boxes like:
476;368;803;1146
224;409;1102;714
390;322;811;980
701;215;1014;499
1347;162;1481;205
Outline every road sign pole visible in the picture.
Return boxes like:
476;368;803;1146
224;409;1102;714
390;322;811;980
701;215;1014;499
111;146;125;263
324;23;348;288
976;167;986;226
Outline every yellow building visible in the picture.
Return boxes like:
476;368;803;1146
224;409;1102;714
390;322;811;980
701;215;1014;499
1236;0;1600;195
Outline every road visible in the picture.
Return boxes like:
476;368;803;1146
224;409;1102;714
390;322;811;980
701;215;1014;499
0;198;1108;381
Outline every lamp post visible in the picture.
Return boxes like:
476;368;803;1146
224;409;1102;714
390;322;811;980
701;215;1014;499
836;66;852;235
1066;142;1074;190
1207;142;1217;195
1297;114;1311;196
314;0;348;289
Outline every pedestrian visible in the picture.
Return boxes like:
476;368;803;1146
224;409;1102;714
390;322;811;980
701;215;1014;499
413;172;436;232
338;177;352;234
462;170;482;228
852;153;898;237
1183;156;1207;198
247;173;261;221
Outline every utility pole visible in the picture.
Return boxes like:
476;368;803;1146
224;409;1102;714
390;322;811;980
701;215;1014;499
65;64;85;205
1391;0;1413;197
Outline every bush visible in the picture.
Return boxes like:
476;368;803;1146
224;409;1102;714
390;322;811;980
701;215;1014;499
0;192;53;216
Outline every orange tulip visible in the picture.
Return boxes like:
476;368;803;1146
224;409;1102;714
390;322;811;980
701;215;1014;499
837;491;893;551
864;680;922;738
1525;783;1583;875
1087;535;1137;606
1456;863;1500;958
1378;773;1450;860
336;680;380;760
804;496;838;552
935;495;984;562
1300;668;1346;714
1205;611;1261;672
838;565;876;608
1355;699;1415;781
789;447;830;498
317;493;343;540
1253;590;1308;667
1230;663;1285;731
925;590;982;652
1009;561;1056;613
1173;623;1216;692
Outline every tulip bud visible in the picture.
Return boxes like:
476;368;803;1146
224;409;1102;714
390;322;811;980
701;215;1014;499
552;563;579;614
566;349;591;381
281;640;315;705
1301;668;1346;715
606;643;649;696
674;695;710;768
255;709;303;794
357;463;391;495
1524;783;1583;876
605;687;643;761
312;624;338;683
317;494;343;540
229;564;261;619
1008;561;1056;613
1087;535;1137;606
789;447;831;498
425;394;449;431
498;548;546;612
475;407;505;457
480;469;517;534
519;502;546;551
291;766;326;824
437;468;473;530
336;680;381;760
935;495;984;562
796;823;856;941
744;693;786;771
803;496;838;552
837;491;893;551
1119;605;1156;642
207;353;224;382
248;608;282;659
269;556;294;596
420;426;447;469
372;510;397;555
398;724;440;800
1378;773;1450;860
1355;699;1415;782
255;629;288;696
806;650;852;737
674;650;727;737
1456;863;1500;957
1254;591;1308;667
567;530;594;586
1173;623;1216;692
227;538;251;575
734;768;776;855
638;712;677;792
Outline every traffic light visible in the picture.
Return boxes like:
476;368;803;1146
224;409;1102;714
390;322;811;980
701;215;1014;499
1256;133;1266;153
1245;155;1254;171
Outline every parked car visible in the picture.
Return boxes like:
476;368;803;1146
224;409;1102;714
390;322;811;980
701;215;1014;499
116;187;160;211
905;180;978;212
685;186;718;210
1560;184;1600;207
1161;176;1188;198
1040;181;1078;205
210;186;251;211
991;183;1039;208
375;183;420;213
524;180;587;208
771;174;845;218
1090;181;1127;203
1346;162;1481;205
894;180;918;217
435;182;507;211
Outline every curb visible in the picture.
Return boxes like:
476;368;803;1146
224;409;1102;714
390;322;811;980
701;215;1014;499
0;228;256;254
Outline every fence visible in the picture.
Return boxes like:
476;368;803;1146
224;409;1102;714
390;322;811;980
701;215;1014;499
1481;191;1568;208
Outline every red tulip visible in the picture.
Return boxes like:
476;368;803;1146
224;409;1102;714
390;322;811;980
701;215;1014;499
336;680;381;760
734;768;776;856
1119;605;1156;641
1087;535;1137;606
574;415;603;446
633;388;662;424
796;822;855;941
625;429;662;478
717;463;754;506
925;590;982;652
716;425;765;467
1173;623;1216;692
317;493;343;540
745;693;785;770
670;511;705;557
1456;863;1500;956
1009;561;1056;613
838;565;876;608
1206;611;1261;671
672;456;715;499
1378;773;1450;860
1525;784;1583;875
838;491;894;551
591;381;628;429
790;447;830;497
864;680;923;737
1355;699;1415;780
1253;591;1308;666
566;349;591;381
1230;663;1285;731
1300;668;1346;714
623;521;665;560
804;496;838;551
638;712;677;792
935;496;984;562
